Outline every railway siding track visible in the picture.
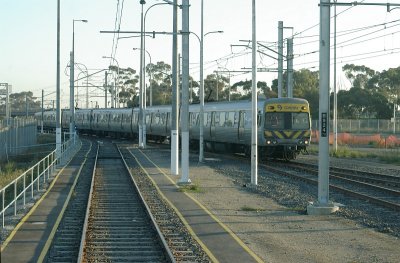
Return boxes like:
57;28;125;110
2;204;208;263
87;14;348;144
268;161;400;212
292;161;400;189
79;141;174;262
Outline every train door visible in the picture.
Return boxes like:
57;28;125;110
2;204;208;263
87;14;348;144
238;111;245;141
210;111;216;139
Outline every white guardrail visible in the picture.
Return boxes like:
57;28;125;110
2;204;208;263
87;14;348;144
0;137;80;228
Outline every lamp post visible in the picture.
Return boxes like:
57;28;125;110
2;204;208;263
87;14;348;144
102;56;120;108
191;1;223;162
139;0;146;148
70;19;87;141
189;26;223;162
133;48;152;106
140;0;173;148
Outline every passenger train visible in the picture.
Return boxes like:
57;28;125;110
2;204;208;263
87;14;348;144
36;97;311;160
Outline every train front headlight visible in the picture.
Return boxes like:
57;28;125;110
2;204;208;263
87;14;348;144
304;140;309;145
267;140;271;145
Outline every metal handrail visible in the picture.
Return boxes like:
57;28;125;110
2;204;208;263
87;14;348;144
0;137;80;228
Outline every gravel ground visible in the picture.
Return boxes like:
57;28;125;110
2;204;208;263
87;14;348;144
145;148;400;263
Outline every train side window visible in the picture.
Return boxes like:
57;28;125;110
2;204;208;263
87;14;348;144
146;114;151;125
226;112;234;127
154;113;160;124
214;112;219;126
160;113;165;125
219;112;225;127
234;112;238;125
190;113;198;126
205;113;209;126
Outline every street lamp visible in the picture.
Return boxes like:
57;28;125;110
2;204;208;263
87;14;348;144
189;30;223;162
140;0;174;148
133;48;153;106
190;2;223;162
70;19;87;141
102;56;120;108
139;0;146;148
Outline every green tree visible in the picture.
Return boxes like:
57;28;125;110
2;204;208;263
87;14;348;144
146;61;172;105
108;65;139;107
342;64;376;89
204;74;229;101
271;69;319;118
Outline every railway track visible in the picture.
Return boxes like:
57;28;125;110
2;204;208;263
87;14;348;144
79;141;174;262
44;139;175;262
120;145;211;262
191;146;400;212
269;161;400;211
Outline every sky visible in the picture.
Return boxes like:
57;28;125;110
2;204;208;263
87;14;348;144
1;0;400;108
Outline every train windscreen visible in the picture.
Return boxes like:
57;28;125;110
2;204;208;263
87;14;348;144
265;112;309;130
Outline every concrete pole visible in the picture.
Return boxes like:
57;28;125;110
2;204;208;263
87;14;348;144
139;0;146;148
308;0;339;215
251;0;258;186
86;71;89;108
287;38;293;98
25;94;28;117
278;21;283;98
333;0;338;152
228;72;231;101
216;72;219;101
179;0;191;184
69;50;75;140
105;71;108;108
111;83;115;108
6;84;10;126
171;0;179;175
199;0;205;163
56;0;61;159
318;0;330;205
41;90;44;133
394;102;396;134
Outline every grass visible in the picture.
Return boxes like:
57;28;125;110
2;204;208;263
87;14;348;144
307;144;400;165
0;162;25;188
0;134;56;189
378;153;400;165
178;183;203;193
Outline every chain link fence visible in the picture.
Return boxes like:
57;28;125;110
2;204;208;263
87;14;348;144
0;118;37;162
312;119;400;134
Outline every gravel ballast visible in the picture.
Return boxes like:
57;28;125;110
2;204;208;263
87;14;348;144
143;148;400;263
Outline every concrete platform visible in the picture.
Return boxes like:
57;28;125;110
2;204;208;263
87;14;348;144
1;145;89;263
129;147;264;263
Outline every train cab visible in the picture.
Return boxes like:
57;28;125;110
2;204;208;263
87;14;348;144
263;98;311;159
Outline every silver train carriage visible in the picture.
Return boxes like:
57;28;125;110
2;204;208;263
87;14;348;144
35;97;311;160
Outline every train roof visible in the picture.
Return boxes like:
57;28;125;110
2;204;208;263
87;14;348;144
265;97;309;104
